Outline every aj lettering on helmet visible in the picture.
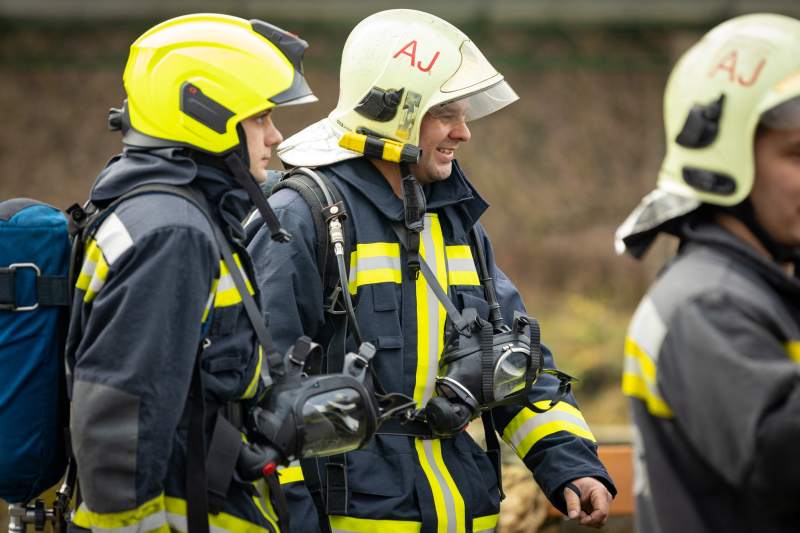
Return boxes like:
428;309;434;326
393;40;441;73
708;49;768;87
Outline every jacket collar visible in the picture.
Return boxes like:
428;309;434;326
326;157;489;238
682;219;800;296
90;147;252;242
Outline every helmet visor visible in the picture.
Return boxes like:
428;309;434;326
299;387;369;457
430;81;519;123
760;95;800;130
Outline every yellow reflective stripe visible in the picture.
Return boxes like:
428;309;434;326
445;245;473;260
215;254;255;308
622;336;673;418
73;494;168;532
347;242;402;294
786;340;800;363
241;345;263;400
329;515;421;533
76;238;101;290
164;496;275;533
250;479;280;531
502;401;596;459
278;465;304;484
473;513;499;533
348;268;402;294
77;238;111;304
415;438;465;533
431;440;465;533
353;242;400;259
413;214;447;405
447;271;480;286
446;245;480;286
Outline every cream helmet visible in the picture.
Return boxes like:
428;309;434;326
616;13;800;257
278;8;518;167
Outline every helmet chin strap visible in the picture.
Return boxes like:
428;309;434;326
399;161;426;280
225;153;292;243
725;198;800;264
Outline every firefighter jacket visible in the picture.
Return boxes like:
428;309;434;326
65;148;280;533
623;219;800;533
247;157;615;533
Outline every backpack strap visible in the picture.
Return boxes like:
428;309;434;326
0;200;71;311
271;168;352;293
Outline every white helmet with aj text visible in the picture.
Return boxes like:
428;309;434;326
278;8;518;168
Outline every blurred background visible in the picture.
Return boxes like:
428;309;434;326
3;0;800;531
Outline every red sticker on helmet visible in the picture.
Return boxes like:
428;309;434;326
708;50;767;87
393;40;441;73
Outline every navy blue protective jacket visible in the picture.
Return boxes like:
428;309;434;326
66;148;280;532
248;157;614;533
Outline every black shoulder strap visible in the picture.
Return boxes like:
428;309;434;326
272;167;351;290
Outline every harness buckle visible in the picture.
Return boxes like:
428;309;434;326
0;263;42;312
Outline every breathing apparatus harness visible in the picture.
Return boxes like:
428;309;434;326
285;130;577;435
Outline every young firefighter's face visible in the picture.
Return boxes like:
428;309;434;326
241;110;284;183
412;100;471;184
752;124;800;248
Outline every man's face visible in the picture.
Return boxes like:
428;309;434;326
241;110;284;183
751;125;800;248
412;100;471;184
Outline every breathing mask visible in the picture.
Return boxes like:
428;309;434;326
237;336;413;480
389;224;576;437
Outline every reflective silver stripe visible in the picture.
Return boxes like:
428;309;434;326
420;215;443;405
628;297;666;362
73;501;166;533
80;255;97;278
421;440;458;533
507;408;592;452
94;212;134;265
445;258;476;273
166;513;258;533
349;255;402;278
87;263;107;295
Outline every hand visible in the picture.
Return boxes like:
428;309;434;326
563;476;613;528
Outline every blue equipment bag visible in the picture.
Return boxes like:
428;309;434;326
0;199;71;504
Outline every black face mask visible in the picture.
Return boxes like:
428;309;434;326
420;310;575;438
237;337;414;480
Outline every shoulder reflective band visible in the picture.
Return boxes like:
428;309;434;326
338;132;419;164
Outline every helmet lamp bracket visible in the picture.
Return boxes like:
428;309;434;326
354;86;404;122
676;94;726;149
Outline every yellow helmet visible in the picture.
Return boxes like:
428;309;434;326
278;9;517;167
616;13;800;257
116;13;317;155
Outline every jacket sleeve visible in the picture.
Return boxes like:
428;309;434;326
246;189;327;354
658;291;800;514
473;223;616;513
70;222;216;530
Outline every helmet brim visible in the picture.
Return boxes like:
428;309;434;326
615;189;701;258
277;118;362;168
